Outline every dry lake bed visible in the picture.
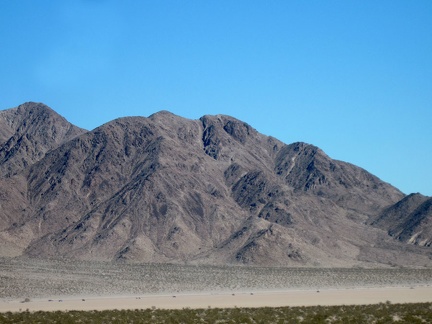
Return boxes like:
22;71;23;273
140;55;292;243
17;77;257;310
1;257;432;311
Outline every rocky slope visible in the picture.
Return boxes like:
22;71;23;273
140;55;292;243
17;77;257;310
0;102;86;177
372;193;432;247
0;102;430;267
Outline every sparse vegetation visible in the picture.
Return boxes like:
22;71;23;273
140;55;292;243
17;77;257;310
0;303;431;323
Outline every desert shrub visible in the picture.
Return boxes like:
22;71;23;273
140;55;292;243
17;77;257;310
1;303;432;323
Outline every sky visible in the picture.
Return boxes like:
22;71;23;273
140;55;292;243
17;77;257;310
0;1;431;196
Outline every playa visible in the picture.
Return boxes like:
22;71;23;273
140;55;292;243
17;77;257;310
1;286;432;312
1;258;432;312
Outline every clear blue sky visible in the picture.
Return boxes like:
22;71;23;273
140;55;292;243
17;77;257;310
1;1;431;196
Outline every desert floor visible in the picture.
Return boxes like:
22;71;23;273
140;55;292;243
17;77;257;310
2;287;432;312
1;257;431;312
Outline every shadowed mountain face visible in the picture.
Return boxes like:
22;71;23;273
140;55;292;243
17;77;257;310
0;102;430;266
372;193;432;247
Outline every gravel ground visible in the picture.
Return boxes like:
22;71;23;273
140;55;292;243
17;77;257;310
1;257;431;300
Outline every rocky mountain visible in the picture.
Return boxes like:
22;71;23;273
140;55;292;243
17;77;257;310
372;193;432;247
0;102;430;267
0;102;86;177
0;103;86;255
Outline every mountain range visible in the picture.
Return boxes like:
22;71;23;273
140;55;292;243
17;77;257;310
0;102;430;267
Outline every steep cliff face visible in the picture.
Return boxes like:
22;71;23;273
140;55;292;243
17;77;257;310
0;102;430;267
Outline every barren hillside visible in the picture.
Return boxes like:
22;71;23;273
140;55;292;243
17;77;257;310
0;102;430;267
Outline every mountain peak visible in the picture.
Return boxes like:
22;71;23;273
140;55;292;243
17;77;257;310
149;110;177;118
0;102;430;267
0;102;86;177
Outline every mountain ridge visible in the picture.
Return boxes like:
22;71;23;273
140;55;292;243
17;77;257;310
0;102;430;267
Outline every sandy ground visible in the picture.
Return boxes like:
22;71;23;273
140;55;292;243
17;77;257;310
1;286;432;312
1;258;432;312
